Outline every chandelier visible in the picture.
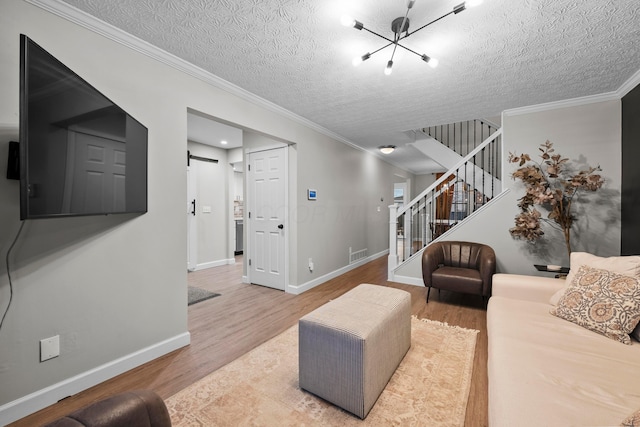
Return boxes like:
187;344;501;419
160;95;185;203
341;0;483;75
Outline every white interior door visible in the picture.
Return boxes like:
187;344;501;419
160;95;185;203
247;147;287;290
187;160;197;271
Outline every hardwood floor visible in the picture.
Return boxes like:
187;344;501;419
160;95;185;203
10;255;488;427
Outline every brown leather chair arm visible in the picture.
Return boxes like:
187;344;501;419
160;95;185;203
44;390;171;427
422;243;445;286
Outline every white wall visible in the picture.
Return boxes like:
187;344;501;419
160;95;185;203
228;147;243;165
233;172;243;201
292;131;403;293
413;173;437;198
0;1;407;421
395;99;622;280
0;2;191;421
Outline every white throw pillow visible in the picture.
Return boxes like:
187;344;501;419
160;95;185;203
549;252;640;306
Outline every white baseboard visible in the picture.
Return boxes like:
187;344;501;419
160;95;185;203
0;332;190;426
391;275;426;287
192;258;235;271
286;250;388;295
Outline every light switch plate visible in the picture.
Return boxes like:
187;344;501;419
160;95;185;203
40;335;60;362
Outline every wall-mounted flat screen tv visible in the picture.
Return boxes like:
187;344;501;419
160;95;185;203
19;34;148;220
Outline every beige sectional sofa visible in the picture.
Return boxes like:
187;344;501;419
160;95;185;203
487;253;640;427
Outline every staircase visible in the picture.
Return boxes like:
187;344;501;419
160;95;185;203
388;120;503;278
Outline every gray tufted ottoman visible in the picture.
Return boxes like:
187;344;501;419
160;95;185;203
298;284;411;419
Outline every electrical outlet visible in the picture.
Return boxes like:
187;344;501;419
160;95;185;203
40;335;60;362
308;258;314;272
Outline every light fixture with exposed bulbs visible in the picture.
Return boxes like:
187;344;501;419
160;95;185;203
342;0;482;75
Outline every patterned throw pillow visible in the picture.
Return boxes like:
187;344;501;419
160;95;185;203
620;411;640;427
621;409;640;426
550;252;640;307
550;265;640;345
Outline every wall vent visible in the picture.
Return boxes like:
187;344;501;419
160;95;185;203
349;247;368;265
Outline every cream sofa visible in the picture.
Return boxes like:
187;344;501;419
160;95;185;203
487;272;640;426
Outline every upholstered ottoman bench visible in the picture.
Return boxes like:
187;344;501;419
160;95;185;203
298;284;411;419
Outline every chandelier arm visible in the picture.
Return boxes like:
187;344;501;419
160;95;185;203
390;6;412;63
395;43;425;58
370;41;395;57
363;27;396;45
389;33;401;62
396;6;411;39
401;10;455;41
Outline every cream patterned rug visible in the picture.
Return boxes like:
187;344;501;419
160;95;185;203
166;317;479;426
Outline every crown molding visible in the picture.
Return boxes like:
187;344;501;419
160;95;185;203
24;0;385;162
504;68;640;117
616;68;640;98
503;91;620;117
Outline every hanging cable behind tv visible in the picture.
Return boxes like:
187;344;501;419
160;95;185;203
1;221;26;333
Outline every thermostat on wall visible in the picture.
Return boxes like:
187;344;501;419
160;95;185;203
308;189;317;200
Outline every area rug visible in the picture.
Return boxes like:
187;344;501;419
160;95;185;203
165;317;478;426
187;287;220;306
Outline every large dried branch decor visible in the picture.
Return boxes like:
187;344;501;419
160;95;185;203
508;141;604;257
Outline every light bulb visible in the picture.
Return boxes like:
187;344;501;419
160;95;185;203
340;15;355;27
466;0;483;7
421;55;439;69
353;53;371;67
384;60;394;75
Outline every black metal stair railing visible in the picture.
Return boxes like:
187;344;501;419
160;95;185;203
422;119;500;160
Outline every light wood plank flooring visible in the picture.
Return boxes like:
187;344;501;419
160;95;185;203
10;255;488;427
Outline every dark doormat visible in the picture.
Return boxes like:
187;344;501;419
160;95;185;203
188;287;221;306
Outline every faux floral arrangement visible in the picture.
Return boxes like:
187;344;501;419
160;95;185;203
508;141;604;257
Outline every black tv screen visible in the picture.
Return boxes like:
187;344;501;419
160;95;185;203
19;35;148;219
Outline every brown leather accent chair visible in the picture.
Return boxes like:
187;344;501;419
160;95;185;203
44;390;171;427
422;241;496;302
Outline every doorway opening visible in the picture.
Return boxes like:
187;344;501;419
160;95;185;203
186;109;294;297
186;110;243;280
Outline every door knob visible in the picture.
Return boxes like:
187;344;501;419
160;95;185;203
277;224;284;229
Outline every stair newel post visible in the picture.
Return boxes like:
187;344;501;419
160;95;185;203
388;204;398;280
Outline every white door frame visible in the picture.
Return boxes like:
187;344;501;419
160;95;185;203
245;145;289;292
187;160;197;271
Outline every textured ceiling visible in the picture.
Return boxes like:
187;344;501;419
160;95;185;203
58;0;640;174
